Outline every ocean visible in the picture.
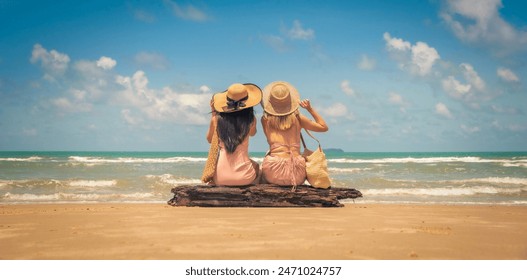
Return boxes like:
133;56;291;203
1;151;526;205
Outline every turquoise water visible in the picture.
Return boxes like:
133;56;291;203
1;151;526;205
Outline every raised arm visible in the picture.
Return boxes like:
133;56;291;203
298;99;328;132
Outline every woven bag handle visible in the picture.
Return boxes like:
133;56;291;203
297;113;321;150
302;128;321;147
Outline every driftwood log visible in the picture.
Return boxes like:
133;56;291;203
167;184;362;207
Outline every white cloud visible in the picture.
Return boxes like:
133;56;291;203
460;124;480;133
435;102;453;119
199;85;211;94
96;56;116;70
491;120;502;130
134;9;156;23
75;60;105;79
441;0;527;56
134;52;169;70
508;124;527;132
383;32;411;51
115;70;211;125
29;46;115;115
358;54;376;70
62;89;92;111
491;105;518;114
121;109;142;125
263;20;316;55
327;103;348;117
340;80;356;97
52;90;93;114
441;63;487;105
388;92;404;106
30;44;70;81
388;92;409;113
497;67;519;82
411;42;440;76
460;63;485;91
310;44;330;64
493;121;526;132
165;0;208;22
383;33;440;76
320;102;353;120
72;59;116;101
261;35;288;53
442;76;471;100
286;20;315;40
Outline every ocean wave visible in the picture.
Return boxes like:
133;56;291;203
502;163;527;168
68;156;207;164
363;186;527;196
387;177;527;185
0;156;44;162
0;179;120;189
2;192;155;202
460;177;527;185
69;180;118;188
328;157;527;165
328;167;372;173
144;174;201;185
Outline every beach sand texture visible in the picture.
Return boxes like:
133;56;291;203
1;203;526;260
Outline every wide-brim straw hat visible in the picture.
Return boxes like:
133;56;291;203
262;81;300;116
213;83;263;112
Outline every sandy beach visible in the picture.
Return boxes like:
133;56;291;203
0;203;526;260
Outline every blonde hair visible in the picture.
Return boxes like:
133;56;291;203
264;110;299;131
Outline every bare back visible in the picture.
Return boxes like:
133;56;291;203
261;115;302;158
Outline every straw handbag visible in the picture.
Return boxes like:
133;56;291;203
201;126;219;184
300;129;331;189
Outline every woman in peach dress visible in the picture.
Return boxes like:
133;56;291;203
260;81;328;186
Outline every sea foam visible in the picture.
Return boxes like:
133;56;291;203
0;156;43;162
328;157;527;165
363;186;526;196
69;180;118;187
68;156;207;164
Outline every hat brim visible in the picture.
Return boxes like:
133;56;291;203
213;83;263;112
261;81;300;116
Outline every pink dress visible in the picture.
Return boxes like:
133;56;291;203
213;136;257;186
261;120;306;186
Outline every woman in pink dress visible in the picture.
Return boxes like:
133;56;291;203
206;83;262;186
260;81;328;186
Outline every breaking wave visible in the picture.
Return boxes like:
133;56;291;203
68;156;207;164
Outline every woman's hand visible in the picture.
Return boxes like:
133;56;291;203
299;99;312;111
298;99;328;132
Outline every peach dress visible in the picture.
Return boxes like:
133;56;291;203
213;136;257;186
261;120;306;186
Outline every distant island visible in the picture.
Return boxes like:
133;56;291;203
324;148;344;153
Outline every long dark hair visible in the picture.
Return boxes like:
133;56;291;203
217;107;255;154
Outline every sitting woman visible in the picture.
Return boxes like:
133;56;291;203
206;83;262;186
260;81;328;186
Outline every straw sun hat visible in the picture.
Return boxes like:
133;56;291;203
262;81;300;116
213;83;263;112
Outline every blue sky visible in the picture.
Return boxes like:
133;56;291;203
0;0;526;152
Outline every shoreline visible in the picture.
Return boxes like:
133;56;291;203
1;203;526;260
